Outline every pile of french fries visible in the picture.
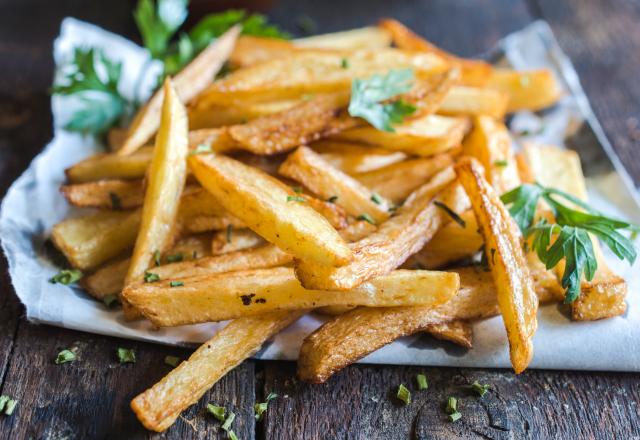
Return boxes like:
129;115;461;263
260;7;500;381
50;19;629;432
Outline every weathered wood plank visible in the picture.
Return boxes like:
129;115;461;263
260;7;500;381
0;323;256;439
534;0;640;184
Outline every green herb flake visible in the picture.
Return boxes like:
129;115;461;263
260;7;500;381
226;224;233;243
370;193;383;205
287;195;306;203
153;249;161;266
190;143;212;156
357;213;376;225
327;196;338;203
0;396;9;413
448;411;462;422
3;399;17;416
494;159;508;168
169;281;184;287
293;186;303;194
207;403;226;422
341;58;350;69
416;374;428;390
396;384;411;405
166;253;183;263
471;380;490;397
49;269;83;285
55;349;77;365
255;392;277;421
109;192;122;209
445;396;457;414
117;348;136;364
434;201;466;227
144;271;160;283
164;355;181;367
348;68;416;132
221;411;236;431
227;431;239;440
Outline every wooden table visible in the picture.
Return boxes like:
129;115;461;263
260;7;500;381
1;0;639;438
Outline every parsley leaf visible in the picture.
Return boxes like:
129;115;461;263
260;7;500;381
348;68;416;132
134;0;188;60
117;348;136;363
49;269;83;285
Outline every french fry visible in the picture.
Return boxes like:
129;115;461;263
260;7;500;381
227;92;357;155
463;116;520;194
188;99;299;130
439;86;509;119
301;194;349;230
378;18;492;87
338;220;377;242
294;167;469;290
354;154;454;204
297;267;499;383
176;187;244;233
189;153;352;266
131;311;304;432
455;158;537;373
119;27;240;155
315;305;356;316
333;114;470;157
211;228;264;255
424;321;473;349
230;35;297;68
279;146;393;223
65;147;153;183
194;48;448;106
312;140;407;174
486;68;562;112
61;179;144;209
294;26;392;50
82;234;212;300
51;210;141;270
123;267;460;326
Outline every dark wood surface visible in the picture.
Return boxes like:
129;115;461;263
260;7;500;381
0;0;639;439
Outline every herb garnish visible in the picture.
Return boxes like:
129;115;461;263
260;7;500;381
501;183;638;303
341;58;350;69
103;294;119;308
166;253;183;263
396;384;411;405
287;195;306;203
471;380;490;397
254;392;277;421
494;159;508;168
370;193;383;205
55;349;77;364
357;213;376;225
49;269;83;285
0;396;17;416
144;271;160;283
327;196;338;203
434;201;466;227
207;403;226;421
221;411;236;432
226;224;233;243
153;249;162;266
165;355;181;367
169;281;184;287
348;68;417;132
444;396;461;421
117;348;136;363
416;374;428;390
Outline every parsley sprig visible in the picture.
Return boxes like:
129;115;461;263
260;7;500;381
348;68;417;132
501;183;638;303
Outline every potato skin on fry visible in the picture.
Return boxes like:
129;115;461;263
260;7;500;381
189;153;352;267
455;158;538;374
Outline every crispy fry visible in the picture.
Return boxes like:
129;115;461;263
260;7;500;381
455;158;537;373
294;167;469;290
338;220;377;242
439;86;509;119
279;146;393;223
230;35;297;68
312;140;407;174
486;68;562;112
124;268;460;326
355;154;454;204
131;311;304;432
61;179;144;209
194;48;448;106
119;27;240;155
315;305;356;316
333;114;470;157
297;267;499;383
211;228;264;255
65;147;153;183
379;18;492;86
189;153;352;266
176;187;244;233
294;27;392;50
188;99;299;130
424;321;473;349
301;194;349;230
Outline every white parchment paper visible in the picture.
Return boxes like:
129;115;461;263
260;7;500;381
1;19;639;371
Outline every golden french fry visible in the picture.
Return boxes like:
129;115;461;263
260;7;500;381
51;210;141;270
194;48;448;106
424;321;473;349
486;68;562;112
333;114;470;157
189;154;352;266
301;194;349;230
119;27;240;155
123;267;460;326
230;35;297;68
315;305;356;316
338;220;377;242
227;92;357;155
439;86;509;119
131;311;304;432
279;146;393;223
211;228;264;255
455;158;537;374
65;147;153;183
294;26;392;50
354;154;454;204
125;80;189;286
294;167;469;290
188;99;299;130
313;140;407;174
378;18;492;87
463;116;521;194
61;179;144;210
297;267;499;383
